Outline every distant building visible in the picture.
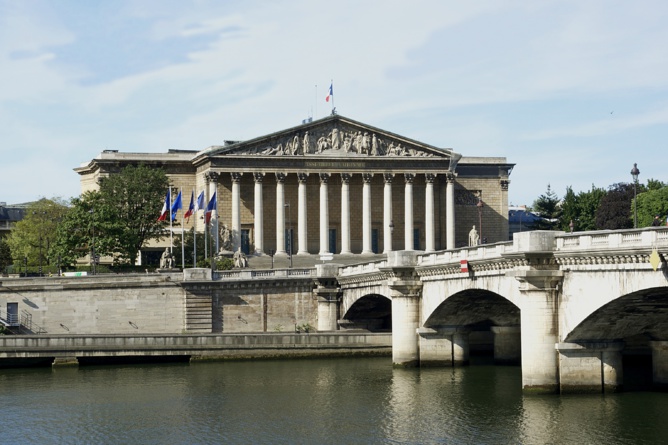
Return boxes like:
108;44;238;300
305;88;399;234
0;202;27;239
508;205;544;239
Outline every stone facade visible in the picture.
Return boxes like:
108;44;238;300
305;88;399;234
75;115;513;262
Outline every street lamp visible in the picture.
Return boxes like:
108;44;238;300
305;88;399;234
631;163;640;228
284;202;292;268
477;197;484;245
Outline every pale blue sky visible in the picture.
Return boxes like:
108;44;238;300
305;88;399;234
1;0;667;206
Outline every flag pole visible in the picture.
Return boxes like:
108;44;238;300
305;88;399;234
193;189;197;267
169;186;173;253
330;79;334;113
315;84;317;119
181;188;185;269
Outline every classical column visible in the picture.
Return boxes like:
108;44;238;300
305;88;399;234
404;174;415;251
446;172;456;250
231;172;242;251
425;174;436;252
297;173;309;255
275;173;287;256
340;174;352;255
319;173;330;255
253;173;264;255
205;172;220;255
362;173;373;254
383;173;393;254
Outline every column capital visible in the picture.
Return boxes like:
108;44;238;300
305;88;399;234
205;171;220;183
500;179;510;191
319;173;330;184
404;173;415;184
253;172;265;183
383;173;394;184
362;173;374;184
341;173;351;184
298;172;309;183
425;173;437;183
275;172;286;183
445;172;456;183
231;172;243;183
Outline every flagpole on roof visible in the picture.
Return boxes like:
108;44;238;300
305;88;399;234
330;79;334;114
315;84;317;120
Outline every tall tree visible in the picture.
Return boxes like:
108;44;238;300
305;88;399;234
636;185;668;227
53;165;170;266
530;184;561;230
0;238;11;274
595;183;638;229
559;185;606;232
6;198;69;270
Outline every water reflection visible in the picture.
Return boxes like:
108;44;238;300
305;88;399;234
0;359;667;444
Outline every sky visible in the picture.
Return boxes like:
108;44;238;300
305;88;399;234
1;0;667;207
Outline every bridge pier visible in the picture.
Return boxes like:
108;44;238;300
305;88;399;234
510;269;563;394
557;342;624;393
385;251;422;367
491;326;521;365
417;326;470;366
314;264;342;332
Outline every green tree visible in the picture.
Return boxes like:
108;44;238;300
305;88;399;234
636;186;668;227
6;198;69;272
173;228;215;268
53;165;170;266
559;185;606;232
530;184;561;230
0;238;11;274
595;183;638;229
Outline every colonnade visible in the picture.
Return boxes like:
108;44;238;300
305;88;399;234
206;171;457;255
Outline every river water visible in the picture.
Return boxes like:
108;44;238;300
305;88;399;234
1;357;667;444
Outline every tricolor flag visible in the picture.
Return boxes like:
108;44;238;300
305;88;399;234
171;190;182;221
205;191;217;224
194;191;204;213
184;191;195;221
325;82;333;102
158;189;171;221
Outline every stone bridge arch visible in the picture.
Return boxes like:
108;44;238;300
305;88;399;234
419;288;521;366
339;293;392;332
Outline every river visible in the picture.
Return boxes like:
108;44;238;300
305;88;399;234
1;357;667;444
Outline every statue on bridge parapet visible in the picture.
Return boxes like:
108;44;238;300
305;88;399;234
468;225;479;247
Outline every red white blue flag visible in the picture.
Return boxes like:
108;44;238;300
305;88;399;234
205;191;217;224
158;189;170;221
325;82;333;102
184;190;195;221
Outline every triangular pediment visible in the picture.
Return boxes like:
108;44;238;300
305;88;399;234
200;115;455;160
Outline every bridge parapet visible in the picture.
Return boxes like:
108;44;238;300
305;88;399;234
556;227;668;252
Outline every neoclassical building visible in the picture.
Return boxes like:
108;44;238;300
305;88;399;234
75;114;513;263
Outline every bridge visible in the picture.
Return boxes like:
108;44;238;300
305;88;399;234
1;228;668;394
328;228;668;394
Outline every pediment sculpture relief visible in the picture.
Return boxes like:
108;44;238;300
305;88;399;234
230;125;438;158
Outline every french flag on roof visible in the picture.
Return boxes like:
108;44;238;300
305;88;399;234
325;82;333;102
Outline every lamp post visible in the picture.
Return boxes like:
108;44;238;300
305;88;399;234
477;197;484;245
631;163;640;228
284;202;292;268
